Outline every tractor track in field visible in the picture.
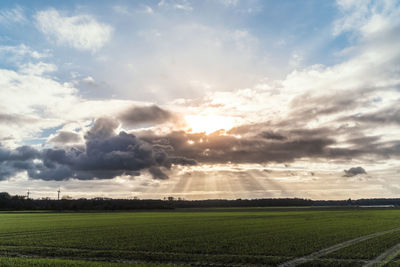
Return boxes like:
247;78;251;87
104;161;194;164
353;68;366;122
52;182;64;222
278;226;400;267
0;244;289;266
363;243;400;267
0;250;276;267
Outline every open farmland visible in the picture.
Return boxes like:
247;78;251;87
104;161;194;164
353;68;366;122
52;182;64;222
1;208;400;266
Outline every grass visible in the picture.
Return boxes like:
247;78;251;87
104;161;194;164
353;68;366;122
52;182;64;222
1;208;400;265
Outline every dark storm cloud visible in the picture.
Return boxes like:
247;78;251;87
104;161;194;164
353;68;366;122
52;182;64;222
223;85;399;155
346;136;381;146
0;146;71;181
38;129;195;180
0;145;41;180
169;156;197;165
49;131;82;144
0;118;196;181
75;132;163;171
229;123;339;141
141;130;336;164
141;121;400;165
148;166;168;180
0;145;39;162
3;102;400;182
259;131;286;140
27;162;74;180
224;88;400;162
278;86;400;162
343;167;367;177
0;165;15;179
85;117;119;140
119;105;173;127
345;107;400;125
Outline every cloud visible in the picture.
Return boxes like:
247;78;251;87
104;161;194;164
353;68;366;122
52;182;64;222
0;145;39;163
347;107;400;125
138;122;400;166
39;130;157;180
0;118;197;181
48;131;82;145
35;9;112;52
0;63;77;115
343;166;367;177
84;117;119;141
0;61;80;145
0;44;48;61
112;5;130;15
140;5;154;14
148;167;168;180
97;21;268;101
0;53;160;148
0;114;37;126
0;6;27;25
19;62;57;76
220;0;239;7
0;145;41;180
259;131;286;141
333;0;400;37
119;105;173;127
140;130;336;164
158;0;193;11
289;52;303;69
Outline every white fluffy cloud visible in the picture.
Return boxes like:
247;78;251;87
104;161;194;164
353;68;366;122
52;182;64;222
35;9;112;52
0;45;150;147
0;44;48;63
333;0;399;36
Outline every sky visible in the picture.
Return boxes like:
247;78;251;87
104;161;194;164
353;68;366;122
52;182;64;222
1;0;400;200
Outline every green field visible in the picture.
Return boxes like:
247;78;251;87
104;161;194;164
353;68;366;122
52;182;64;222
324;231;400;260
1;208;400;266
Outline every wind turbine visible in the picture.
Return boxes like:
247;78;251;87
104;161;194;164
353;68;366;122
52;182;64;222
57;188;61;200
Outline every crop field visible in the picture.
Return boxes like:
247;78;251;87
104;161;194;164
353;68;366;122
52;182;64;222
1;208;400;266
324;231;400;260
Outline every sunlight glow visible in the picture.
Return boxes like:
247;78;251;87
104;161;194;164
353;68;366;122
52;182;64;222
185;115;235;134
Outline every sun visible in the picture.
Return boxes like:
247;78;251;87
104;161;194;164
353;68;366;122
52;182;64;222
185;115;235;134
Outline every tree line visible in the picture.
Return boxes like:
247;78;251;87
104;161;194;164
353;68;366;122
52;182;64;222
0;192;398;210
